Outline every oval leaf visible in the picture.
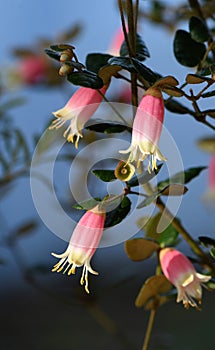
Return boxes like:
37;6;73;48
154;75;179;87
125;238;159;261
108;56;136;73
85;121;128;133
165;99;190;115
104;196;131;227
189;16;209;43
86;53;113;74
44;49;60;62
161;86;184;97
160;184;188;196
186;73;212;84
92;169;116;182
131;58;158;83
173;30;206;67
67;70;104;89
120;33;150;61
50;44;75;52
135;275;172;308
202;90;215;98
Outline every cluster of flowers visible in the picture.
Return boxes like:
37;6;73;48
49;72;210;310
26;27;209;307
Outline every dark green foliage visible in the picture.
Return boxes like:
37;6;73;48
67;70;104;89
173;30;206;67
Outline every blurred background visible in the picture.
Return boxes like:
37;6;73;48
1;1;215;349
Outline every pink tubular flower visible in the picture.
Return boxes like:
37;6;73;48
52;206;106;293
18;55;48;84
159;248;211;309
49;85;108;148
203;155;215;201
119;87;166;172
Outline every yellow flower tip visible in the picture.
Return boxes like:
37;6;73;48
80;274;90;294
85;286;90;294
67;134;74;143
68;266;76;275
75;138;79;149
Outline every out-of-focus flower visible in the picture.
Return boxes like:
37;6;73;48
108;26;126;56
159;248;211;309
203;155;215;201
16;55;48;85
52;206;106;294
119;87;166;172
49;84;108;148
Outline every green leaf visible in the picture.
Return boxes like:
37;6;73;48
202;90;215;98
143;212;179;247
158;223;179;247
104;196;131;227
137;184;187;209
135;275;172;308
86;53;113;74
120;33;150;61
127;164;163;187
157;166;207;190
198;236;215;247
92;169;116;182
85;121;129;133
50;44;75;52
107;56;158;84
44;49;60;61
158;184;188;196
137;192;158;208
125;238;159;261
131;58;158;83
189;16;209;43
173;30;206;67
108;56;136;72
161;86;184;97
73;198;101;210
186;74;213;84
165;99;190;114
67;70;104;89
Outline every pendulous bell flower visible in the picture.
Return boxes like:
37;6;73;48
159;248;211;309
52;206;105;294
119;87;166;172
49;85;108;148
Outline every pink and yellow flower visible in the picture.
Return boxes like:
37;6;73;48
49;85;108;148
119;87;166;172
159;248;211;309
52;206;105;293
